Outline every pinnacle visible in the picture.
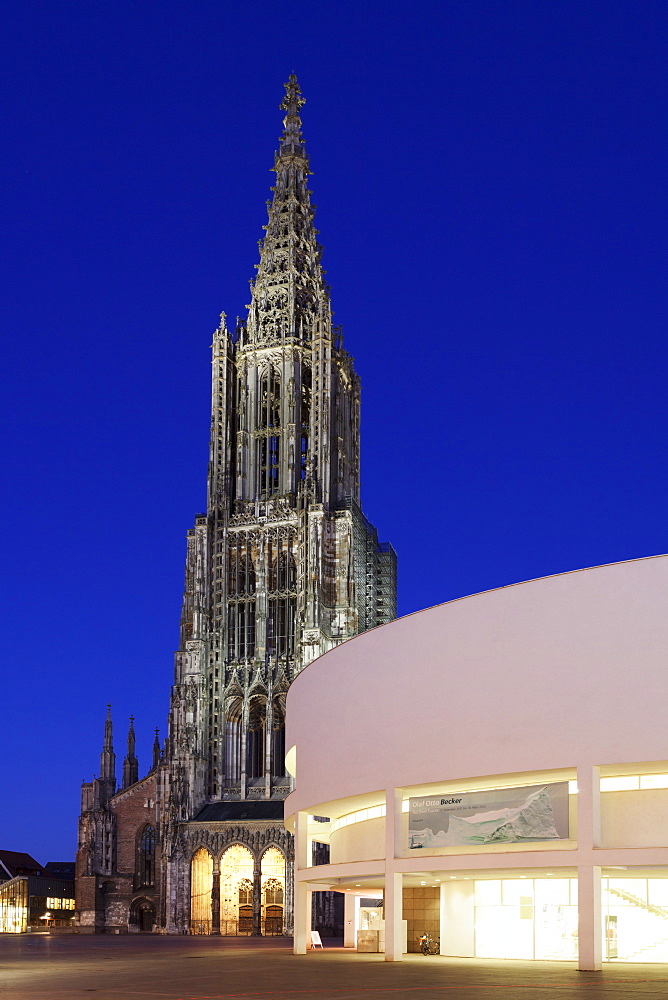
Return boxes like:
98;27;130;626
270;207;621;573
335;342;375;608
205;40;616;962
278;74;306;159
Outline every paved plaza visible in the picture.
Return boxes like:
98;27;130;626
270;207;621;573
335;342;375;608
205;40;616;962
1;935;668;1000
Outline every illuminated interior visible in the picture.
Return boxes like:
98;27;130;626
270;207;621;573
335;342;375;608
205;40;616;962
261;846;285;936
190;847;213;934
220;843;254;935
474;878;579;960
0;879;28;934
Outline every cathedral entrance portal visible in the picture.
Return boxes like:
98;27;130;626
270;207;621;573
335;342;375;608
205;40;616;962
130;897;156;932
261;847;285;936
190;848;213;934
220;844;255;935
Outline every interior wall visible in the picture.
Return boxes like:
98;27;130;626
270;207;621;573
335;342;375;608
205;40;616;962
330;817;384;864
402;886;439;953
440;881;474;957
600;789;668;847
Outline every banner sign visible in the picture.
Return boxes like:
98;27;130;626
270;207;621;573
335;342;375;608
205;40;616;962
408;782;569;849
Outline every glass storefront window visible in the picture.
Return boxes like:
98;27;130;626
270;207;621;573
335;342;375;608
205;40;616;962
474;878;577;961
502;879;534;906
603;878;668;961
640;774;668;789
46;897;75;910
470;874;668;963
0;879;28;934
474;880;500;906
648;880;668;906
606;879;647;904
535;879;569;906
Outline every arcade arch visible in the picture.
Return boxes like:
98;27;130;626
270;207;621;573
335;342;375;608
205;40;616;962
190;848;213;935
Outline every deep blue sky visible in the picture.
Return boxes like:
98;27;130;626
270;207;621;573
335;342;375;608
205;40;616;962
1;1;666;863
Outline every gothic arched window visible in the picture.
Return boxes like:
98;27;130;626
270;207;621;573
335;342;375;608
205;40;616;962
137;825;155;887
267;542;296;658
258;368;281;497
267;594;295;657
227;551;256;662
258;369;281;429
272;701;286;777
301;366;311;480
224;698;243;782
228;553;256;595
246;699;266;779
268;551;296;591
259;436;280;497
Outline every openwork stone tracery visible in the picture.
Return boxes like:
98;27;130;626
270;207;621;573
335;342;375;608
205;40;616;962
76;75;395;939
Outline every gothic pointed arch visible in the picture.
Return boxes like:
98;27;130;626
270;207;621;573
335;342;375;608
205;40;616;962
271;696;287;777
219;843;255;936
136;824;156;888
246;696;266;780
190;847;213;935
224;696;243;782
129;896;156;933
260;845;285;936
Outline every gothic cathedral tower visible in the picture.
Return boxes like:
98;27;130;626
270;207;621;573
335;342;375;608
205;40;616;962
76;76;396;937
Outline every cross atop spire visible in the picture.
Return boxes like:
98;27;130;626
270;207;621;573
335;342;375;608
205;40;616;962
278;74;306;159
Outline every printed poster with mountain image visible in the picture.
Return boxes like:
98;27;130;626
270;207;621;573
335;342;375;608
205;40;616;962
408;783;569;849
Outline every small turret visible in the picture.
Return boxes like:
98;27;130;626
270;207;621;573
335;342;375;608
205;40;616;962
99;704;116;791
122;716;139;789
152;728;161;770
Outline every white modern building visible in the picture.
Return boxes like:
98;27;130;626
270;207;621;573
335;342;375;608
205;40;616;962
285;554;668;968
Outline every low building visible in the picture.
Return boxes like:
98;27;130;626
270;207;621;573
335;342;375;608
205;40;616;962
0;852;76;933
285;554;668;969
0;851;42;884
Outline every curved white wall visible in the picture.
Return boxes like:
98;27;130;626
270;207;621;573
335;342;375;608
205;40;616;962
286;555;668;821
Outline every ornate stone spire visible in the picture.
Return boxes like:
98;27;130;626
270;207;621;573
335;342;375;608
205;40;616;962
122;716;138;789
99;703;116;789
278;73;306;158
152;728;161;770
242;75;330;346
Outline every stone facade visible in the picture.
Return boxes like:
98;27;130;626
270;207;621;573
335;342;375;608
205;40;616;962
76;75;396;935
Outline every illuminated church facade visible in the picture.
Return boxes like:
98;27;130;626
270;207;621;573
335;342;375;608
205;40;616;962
75;76;396;935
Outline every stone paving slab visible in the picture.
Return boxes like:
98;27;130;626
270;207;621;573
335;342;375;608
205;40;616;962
1;936;667;1000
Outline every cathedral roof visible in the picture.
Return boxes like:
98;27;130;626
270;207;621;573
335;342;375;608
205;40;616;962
192;801;284;822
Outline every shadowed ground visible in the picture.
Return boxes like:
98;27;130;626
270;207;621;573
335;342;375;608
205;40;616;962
0;935;667;1000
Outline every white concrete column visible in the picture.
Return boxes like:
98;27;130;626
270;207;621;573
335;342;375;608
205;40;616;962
295;811;310;870
293;811;312;955
344;891;356;948
293;880;312;954
384;872;403;962
385;787;403;860
577;765;601;848
578;865;602;971
576;765;602;970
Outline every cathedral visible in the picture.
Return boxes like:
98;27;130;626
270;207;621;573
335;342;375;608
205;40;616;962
75;76;396;935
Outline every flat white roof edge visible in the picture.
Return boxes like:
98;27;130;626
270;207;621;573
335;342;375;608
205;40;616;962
293;551;668;680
